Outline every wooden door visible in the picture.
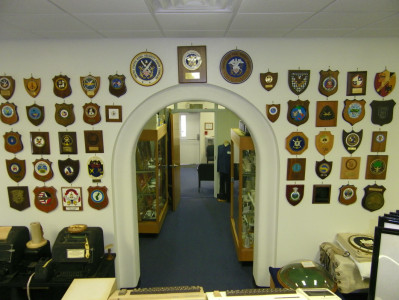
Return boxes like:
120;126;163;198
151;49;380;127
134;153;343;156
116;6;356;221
169;113;181;211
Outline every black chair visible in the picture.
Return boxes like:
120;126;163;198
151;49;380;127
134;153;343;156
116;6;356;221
197;164;214;192
206;145;214;164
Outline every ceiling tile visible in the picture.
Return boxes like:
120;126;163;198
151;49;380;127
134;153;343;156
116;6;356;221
100;30;164;38
226;29;291;38
75;13;159;31
230;13;314;30
164;30;226;38
324;0;399;13
156;13;232;30
238;0;335;13
298;12;394;29
0;0;62;14
285;28;355;38
50;0;151;14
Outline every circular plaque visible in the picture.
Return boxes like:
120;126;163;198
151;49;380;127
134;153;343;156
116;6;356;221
130;52;163;86
182;50;202;71
220;49;252;84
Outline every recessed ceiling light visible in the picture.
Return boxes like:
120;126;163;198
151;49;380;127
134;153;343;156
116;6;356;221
146;0;239;13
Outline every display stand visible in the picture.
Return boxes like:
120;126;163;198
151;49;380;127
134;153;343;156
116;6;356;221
136;124;169;234
230;128;255;261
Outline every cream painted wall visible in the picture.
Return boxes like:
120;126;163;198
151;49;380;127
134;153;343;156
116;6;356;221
0;38;398;286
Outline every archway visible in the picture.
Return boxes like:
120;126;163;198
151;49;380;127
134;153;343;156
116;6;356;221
112;83;280;288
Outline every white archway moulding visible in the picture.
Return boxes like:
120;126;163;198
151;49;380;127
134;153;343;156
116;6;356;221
112;83;280;288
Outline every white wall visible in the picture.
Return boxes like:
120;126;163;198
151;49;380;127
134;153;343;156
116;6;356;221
0;37;398;286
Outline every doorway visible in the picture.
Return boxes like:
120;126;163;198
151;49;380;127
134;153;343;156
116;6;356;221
112;84;280;288
180;112;200;165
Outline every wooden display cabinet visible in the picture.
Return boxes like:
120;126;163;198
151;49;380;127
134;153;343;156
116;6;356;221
136;124;168;233
230;128;255;261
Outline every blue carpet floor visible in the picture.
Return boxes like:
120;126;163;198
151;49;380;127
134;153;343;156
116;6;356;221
138;165;255;292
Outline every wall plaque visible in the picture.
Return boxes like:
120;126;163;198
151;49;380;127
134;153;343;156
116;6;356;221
178;45;207;83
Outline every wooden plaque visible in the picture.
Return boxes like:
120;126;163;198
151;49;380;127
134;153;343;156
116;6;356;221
312;185;331;204
339;184;357;205
371;131;387;152
365;155;388;180
315;131;334;156
316;101;338;127
178;45;207;83
340;157;361;179
8;186;30;211
342;99;366;125
58;132;78;154
266;104;280;123
286;132;308;155
84;130;104;153
347;71;367;96
287;158;306;181
30;132;50;155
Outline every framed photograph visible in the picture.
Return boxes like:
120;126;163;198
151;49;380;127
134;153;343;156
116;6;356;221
346;71;367;96
204;122;213;130
105;105;122;122
84;130;104;153
312;184;331;204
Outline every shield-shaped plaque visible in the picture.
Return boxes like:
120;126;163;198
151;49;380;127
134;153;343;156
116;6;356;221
319;69;339;97
33;159;53;182
1;102;19;125
0;76;15;100
370;99;396;126
365;155;388;180
6;158;26;182
339;184;357;205
287;158;306;181
4;131;23;153
362;184;385;212
8;186;30;211
288;70;310;95
266;104;280;123
58;158;80;183
315;159;332;179
343;129;363;154
287;100;309;126
26;103;45;126
374;70;396;97
30;132;50;155
88;186;109;210
88;156;104;181
108;74;127;97
81;75;100;98
286;185;304;206
340;157;361;179
24;76;41;98
55;103;75;127
315;131;334;156
286;132;308;155
83;102;101;125
260;71;278;91
53;75;72;98
61;187;83;211
33;186;58;213
371;131;387;152
342;99;366;125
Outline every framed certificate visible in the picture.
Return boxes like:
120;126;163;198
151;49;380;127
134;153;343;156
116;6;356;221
105;105;122;122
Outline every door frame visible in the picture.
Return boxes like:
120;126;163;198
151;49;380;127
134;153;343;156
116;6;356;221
112;83;280;288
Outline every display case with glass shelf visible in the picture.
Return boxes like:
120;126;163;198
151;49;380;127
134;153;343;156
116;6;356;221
230;128;255;261
136;124;168;233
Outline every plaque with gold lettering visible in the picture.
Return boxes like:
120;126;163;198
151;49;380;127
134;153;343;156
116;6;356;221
220;49;252;84
178;45;207;83
260;71;278;91
80;75;100;98
30;132;50;155
130;51;163;86
58;132;77;154
347;71;367;96
8;186;30;211
84;130;104;153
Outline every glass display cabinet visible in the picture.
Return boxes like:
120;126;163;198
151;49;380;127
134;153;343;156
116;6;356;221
136;124;168;234
230;128;255;261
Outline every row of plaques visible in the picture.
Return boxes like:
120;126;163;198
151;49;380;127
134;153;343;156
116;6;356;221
6;156;104;184
1;102;122;126
7;185;109;212
286;183;386;212
266;99;396;126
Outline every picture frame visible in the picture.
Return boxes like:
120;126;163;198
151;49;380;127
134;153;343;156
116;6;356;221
204;122;213;130
312;184;331;204
105;105;122;122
